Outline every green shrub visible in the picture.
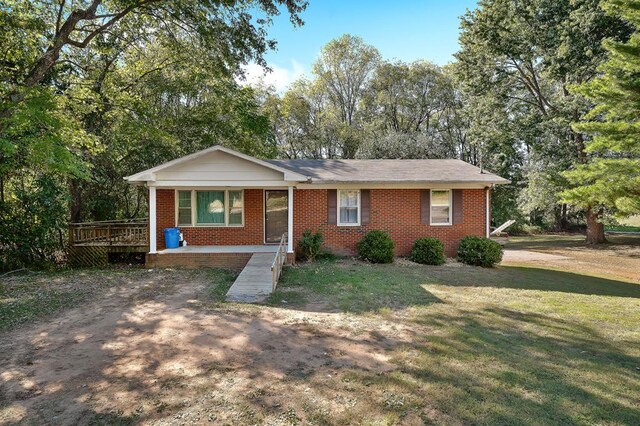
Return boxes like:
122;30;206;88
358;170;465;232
409;237;445;265
457;236;503;267
357;230;394;263
297;230;324;262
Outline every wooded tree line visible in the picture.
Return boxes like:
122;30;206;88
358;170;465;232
0;0;638;270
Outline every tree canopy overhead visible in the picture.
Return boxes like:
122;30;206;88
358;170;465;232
561;0;640;239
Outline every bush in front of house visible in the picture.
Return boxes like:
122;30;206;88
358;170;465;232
457;236;503;267
409;237;445;265
297;230;324;262
357;230;394;263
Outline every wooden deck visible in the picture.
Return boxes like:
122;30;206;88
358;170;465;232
68;219;148;267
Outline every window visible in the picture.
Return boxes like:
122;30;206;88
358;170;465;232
197;191;225;224
176;190;244;227
177;191;192;226
338;190;360;226
430;189;451;225
228;190;243;225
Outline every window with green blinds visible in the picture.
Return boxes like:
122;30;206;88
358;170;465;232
176;190;244;226
196;191;225;224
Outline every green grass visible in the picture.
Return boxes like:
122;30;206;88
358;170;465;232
606;224;640;232
202;268;238;302
266;259;441;312
267;258;640;424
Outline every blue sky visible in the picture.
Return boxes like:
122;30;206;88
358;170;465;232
244;0;478;91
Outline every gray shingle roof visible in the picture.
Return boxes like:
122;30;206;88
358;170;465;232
267;159;509;185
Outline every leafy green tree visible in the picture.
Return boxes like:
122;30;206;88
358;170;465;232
312;34;380;158
561;0;640;243
0;0;306;269
358;61;469;160
455;0;631;235
0;0;306;118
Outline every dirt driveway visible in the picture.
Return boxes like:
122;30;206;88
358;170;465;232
0;271;404;425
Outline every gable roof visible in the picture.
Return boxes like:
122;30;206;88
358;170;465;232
124;145;309;183
267;159;509;185
125;145;509;185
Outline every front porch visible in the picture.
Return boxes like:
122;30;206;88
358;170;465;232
157;245;278;254
146;243;293;270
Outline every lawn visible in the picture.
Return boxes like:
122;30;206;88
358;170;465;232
1;235;639;425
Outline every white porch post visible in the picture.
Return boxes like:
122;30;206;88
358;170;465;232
287;185;294;253
149;186;157;253
485;187;490;238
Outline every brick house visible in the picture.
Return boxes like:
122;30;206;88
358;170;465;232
125;145;509;267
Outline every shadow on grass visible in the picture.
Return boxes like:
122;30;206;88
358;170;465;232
265;259;443;313
506;234;640;257
1;266;638;424
433;264;640;299
268;259;640;316
396;306;640;424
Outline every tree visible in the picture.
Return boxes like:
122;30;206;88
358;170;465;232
0;0;306;269
561;0;640;243
455;0;631;237
359;61;468;160
0;0;307;119
312;34;380;158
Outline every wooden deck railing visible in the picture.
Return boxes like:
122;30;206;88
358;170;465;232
271;233;288;291
69;219;149;247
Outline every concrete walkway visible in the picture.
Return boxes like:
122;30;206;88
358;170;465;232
226;253;275;302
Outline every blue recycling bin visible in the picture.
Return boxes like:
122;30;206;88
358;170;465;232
164;227;180;249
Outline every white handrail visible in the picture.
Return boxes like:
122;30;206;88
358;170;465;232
270;233;287;291
490;220;516;236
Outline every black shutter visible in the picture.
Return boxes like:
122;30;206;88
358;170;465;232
361;190;370;225
421;189;430;224
327;189;337;224
453;189;463;225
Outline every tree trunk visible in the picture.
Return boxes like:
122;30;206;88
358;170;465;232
585;207;606;244
69;179;84;223
553;205;562;232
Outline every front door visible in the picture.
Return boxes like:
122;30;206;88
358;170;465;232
265;190;288;243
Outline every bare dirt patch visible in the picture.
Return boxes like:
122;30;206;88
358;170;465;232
0;269;409;425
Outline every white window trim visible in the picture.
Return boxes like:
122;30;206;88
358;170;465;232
175;189;245;227
337;189;361;227
430;189;452;226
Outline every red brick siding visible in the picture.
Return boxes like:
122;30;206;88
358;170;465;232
146;252;251;269
153;187;488;256
293;188;487;256
154;189;264;250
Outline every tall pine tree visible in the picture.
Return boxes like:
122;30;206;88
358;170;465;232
562;0;640;243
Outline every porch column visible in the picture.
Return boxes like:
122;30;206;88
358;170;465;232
287;185;294;253
149;186;157;253
485;187;490;238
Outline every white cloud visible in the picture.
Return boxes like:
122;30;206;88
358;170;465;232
240;59;306;93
